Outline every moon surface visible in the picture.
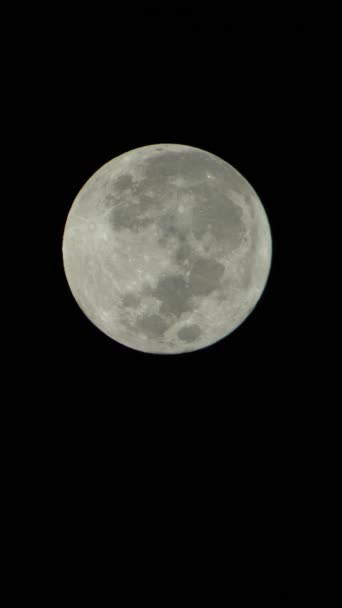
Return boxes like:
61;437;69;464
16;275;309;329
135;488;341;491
62;144;272;354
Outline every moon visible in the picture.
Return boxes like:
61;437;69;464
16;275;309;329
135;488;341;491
62;144;272;354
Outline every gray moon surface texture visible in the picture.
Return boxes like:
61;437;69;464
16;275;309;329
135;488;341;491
62;144;272;354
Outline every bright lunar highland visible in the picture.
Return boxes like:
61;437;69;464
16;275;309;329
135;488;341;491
62;144;272;354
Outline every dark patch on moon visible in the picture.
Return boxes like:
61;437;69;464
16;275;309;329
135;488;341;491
115;173;134;191
157;212;189;247
187;257;225;295
216;289;230;302
178;325;201;342
159;213;178;236
109;188;161;231
122;293;139;308
110;203;152;231
175;241;192;264
153;275;191;317
143;148;222;188
109;180;173;232
144;152;185;180
192;187;244;246
135;313;169;338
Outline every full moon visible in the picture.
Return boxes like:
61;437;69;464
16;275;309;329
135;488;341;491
62;144;272;354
